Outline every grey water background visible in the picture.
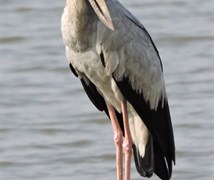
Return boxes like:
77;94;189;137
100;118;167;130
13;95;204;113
1;0;213;179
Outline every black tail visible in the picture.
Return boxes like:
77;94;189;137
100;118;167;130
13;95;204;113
133;134;154;178
133;134;173;180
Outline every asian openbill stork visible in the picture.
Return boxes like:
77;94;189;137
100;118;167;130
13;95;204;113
61;0;175;179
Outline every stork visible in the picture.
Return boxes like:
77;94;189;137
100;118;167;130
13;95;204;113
61;0;175;179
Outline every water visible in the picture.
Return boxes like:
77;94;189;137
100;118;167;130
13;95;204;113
1;0;213;179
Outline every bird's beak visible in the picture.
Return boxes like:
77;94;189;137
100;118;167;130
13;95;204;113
88;0;114;31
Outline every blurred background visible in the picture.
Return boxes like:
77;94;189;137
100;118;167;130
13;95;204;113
1;0;213;179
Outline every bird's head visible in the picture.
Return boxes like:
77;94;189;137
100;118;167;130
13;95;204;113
88;0;114;31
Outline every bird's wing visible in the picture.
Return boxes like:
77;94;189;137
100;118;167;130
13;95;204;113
97;1;175;178
97;1;165;110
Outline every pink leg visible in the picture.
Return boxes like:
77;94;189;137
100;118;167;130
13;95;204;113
121;99;132;180
107;105;123;180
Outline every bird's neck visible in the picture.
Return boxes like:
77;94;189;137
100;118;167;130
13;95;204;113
66;0;92;22
67;0;86;13
64;0;97;51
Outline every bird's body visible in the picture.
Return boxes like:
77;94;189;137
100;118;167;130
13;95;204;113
61;0;175;179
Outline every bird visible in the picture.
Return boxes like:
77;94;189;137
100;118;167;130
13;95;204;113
61;0;175;179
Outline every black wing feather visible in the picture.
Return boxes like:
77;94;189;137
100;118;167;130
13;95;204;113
69;63;78;77
113;76;175;179
68;63;124;132
80;78;124;134
80;78;106;111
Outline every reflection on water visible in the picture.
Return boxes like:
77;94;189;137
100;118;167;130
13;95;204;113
1;0;213;179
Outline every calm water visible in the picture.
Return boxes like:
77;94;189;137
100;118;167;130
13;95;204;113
1;0;213;179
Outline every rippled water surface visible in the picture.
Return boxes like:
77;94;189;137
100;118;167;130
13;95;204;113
1;0;213;179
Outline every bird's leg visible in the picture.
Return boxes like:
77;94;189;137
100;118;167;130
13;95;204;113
121;99;132;180
107;105;123;180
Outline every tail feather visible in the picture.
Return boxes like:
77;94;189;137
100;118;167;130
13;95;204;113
133;134;154;177
133;135;172;180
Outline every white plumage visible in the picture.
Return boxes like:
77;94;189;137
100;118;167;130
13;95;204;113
61;0;175;179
